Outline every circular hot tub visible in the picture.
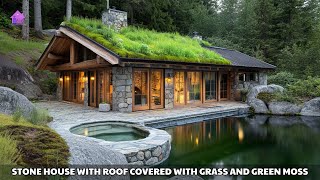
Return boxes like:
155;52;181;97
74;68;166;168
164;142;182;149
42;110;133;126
70;122;149;142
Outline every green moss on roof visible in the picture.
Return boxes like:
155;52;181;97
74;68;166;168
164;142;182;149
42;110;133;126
63;17;231;65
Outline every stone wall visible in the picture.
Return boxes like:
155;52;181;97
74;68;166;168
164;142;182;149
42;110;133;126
102;9;127;30
112;67;133;112
164;69;174;109
232;71;268;101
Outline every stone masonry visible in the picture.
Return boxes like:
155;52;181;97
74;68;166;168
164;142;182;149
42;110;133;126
102;9;127;30
165;69;174;109
112;67;133;112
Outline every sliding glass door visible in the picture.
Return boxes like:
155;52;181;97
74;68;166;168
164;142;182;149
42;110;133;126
98;69;112;105
186;72;201;104
133;69;149;111
174;71;185;105
89;71;97;107
133;69;164;111
220;73;229;100
203;72;217;102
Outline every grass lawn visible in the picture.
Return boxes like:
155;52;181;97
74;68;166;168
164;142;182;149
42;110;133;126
0;114;70;167
0;31;47;55
64;17;231;65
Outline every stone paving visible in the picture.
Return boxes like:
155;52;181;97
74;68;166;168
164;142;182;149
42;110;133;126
35;101;249;166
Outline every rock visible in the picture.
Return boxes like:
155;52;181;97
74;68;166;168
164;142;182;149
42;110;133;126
152;146;162;157
118;103;128;108
247;84;284;103
144;151;151;159
99;103;111;112
301;97;320;116
145;157;158;166
130;161;144;166
136;151;144;161
0;86;35;117
129;156;137;162
269;101;302;115
248;98;269;114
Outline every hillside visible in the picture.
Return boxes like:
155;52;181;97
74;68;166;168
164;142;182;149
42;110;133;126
0;31;54;100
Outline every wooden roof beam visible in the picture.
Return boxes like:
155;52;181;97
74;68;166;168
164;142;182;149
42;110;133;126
47;53;68;60
47;59;110;71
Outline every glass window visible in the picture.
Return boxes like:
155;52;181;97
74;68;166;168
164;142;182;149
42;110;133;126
150;70;162;108
204;72;217;101
239;73;246;82
134;70;148;107
187;72;201;103
220;73;228;99
249;72;257;81
174;71;185;105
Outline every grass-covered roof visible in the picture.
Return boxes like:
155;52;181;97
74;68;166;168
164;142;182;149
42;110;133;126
63;17;231;65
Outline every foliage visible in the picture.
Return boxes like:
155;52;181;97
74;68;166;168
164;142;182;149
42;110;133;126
0;114;70;167
12;109;23;123
0;133;21;165
27;108;52;126
268;72;298;88
65;17;230;65
240;88;249;102
0;10;12;29
0;31;46;54
287;77;320;99
257;92;277;104
38;71;58;95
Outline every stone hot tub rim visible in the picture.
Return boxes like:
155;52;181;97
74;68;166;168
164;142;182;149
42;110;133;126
69;121;172;166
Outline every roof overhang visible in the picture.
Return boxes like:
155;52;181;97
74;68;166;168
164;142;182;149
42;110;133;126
36;26;120;70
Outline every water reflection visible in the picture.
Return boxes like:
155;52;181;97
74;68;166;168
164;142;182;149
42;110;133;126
163;115;320;167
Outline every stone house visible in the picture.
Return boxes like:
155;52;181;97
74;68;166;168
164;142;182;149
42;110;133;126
36;9;275;112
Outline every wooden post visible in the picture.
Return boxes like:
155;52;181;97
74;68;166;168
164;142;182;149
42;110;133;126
70;41;75;64
217;71;221;102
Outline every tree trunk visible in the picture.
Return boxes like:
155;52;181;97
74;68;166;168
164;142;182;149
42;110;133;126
34;0;42;32
22;0;30;40
66;0;72;21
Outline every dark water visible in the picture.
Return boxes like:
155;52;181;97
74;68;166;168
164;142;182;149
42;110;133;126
162;115;320;179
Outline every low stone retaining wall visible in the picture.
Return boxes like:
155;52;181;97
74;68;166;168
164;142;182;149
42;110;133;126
72;122;171;166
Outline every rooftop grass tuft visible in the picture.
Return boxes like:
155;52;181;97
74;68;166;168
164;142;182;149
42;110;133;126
63;17;231;65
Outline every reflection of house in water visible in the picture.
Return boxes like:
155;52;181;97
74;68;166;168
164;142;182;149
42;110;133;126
167;118;243;152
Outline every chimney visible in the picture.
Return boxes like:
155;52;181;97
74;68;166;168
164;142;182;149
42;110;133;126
192;31;202;41
102;4;127;30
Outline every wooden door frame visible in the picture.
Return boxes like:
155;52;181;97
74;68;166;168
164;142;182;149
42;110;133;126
219;71;230;101
203;71;218;103
89;70;97;107
150;69;164;110
132;68;150;111
173;70;186;107
97;69;111;105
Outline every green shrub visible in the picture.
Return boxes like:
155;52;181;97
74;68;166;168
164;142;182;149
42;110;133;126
257;92;276;103
240;88;249;102
39;71;58;95
0;11;12;29
0;133;21;165
268;71;297;88
287;77;320;99
12;109;23;123
27;109;52;126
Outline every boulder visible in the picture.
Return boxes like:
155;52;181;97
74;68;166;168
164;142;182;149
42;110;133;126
268;101;302;115
248;98;269;114
301;97;320;116
247;84;284;103
0;86;35;117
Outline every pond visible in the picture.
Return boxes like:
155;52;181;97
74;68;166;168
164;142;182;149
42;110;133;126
162;115;320;179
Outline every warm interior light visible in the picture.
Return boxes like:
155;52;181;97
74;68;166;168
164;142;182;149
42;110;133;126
238;124;244;143
84;128;89;136
90;77;95;81
166;77;172;84
195;137;199;146
66;77;70;81
59;78;63;82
